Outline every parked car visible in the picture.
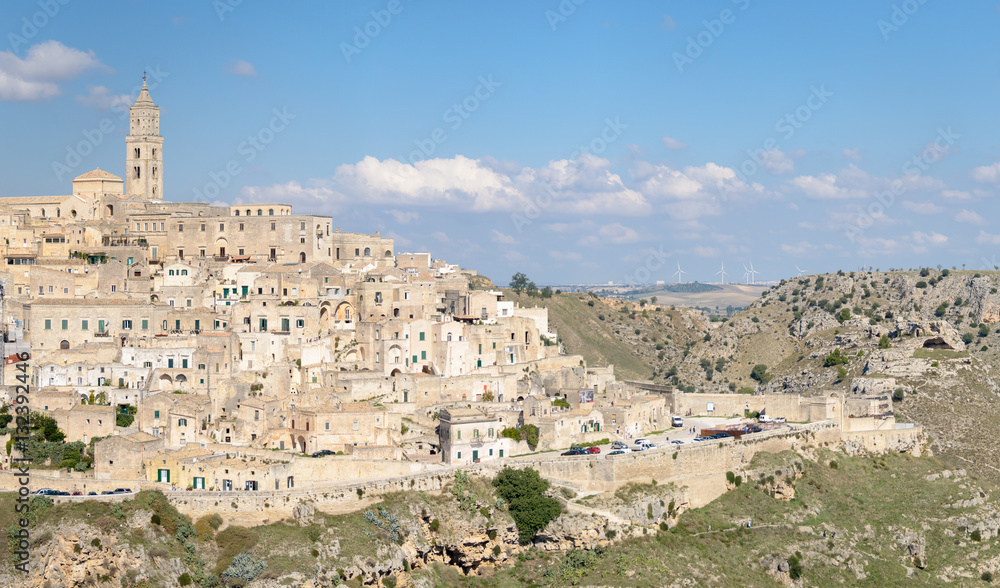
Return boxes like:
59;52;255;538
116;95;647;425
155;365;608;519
71;491;82;496
585;446;601;454
634;438;650;446
758;414;773;424
775;417;786;424
101;490;114;495
34;489;56;496
611;441;628;449
562;447;587;456
311;450;336;457
672;416;684;428
87;492;97;496
113;488;133;494
670;440;684;445
630;444;648;452
608;450;625;456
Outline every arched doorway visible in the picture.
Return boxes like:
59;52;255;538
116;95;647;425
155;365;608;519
215;238;228;258
299;252;306;263
60;340;70;350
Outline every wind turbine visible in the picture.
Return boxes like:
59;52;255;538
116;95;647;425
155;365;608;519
715;262;727;284
742;263;750;285
747;260;760;285
673;262;687;284
795;264;806;277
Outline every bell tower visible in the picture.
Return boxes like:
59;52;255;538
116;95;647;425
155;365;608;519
125;75;163;200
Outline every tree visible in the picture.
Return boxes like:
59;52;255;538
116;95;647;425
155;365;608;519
509;273;530;294
878;334;891;349
836;366;847;382
837;308;851;324
482;390;495;402
651;296;657;304
750;364;769;383
540;286;553;299
492;466;562;544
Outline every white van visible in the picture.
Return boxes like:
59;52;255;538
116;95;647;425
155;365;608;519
758;414;773;424
672;416;684;428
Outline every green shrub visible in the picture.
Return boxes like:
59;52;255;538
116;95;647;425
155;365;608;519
381;578;396;588
214;526;260;575
878;334;891;349
982;571;993;582
726;471;736;484
750;364;769;383
829;460;838;469
222;552;267;582
492;466;562;544
823;349;850;367
605;529;616;539
150;514;161;526
429;519;441;532
788;552;804;579
90;538;101;548
493;545;501;557
971;529;982;542
178;573;192;586
892;389;905;402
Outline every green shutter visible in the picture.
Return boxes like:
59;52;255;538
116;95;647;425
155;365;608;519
61;319;67;330
141;319;148;330
44;319;51;330
82;320;88;330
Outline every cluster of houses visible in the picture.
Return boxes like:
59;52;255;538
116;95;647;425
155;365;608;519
0;81;676;492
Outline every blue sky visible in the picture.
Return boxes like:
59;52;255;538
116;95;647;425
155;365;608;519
2;0;1000;285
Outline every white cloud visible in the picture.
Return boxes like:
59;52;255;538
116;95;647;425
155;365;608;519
942;189;972;199
973;162;1000;184
491;229;516;244
661;136;687;150
902;201;944;214
228;59;258;77
760;149;795;174
693;245;719;257
781;241;815;255
662;15;676;30
577;222;640;247
430;231;449;243
0;41;108;101
638;162;759;220
955;209;986;225
911;231;948;245
386;209;418;224
75;85;132;110
842;147;862;162
243;154;651;216
977;230;1000;245
787;172;864;199
549;250;583;262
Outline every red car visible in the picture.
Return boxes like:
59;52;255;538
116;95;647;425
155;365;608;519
71;491;82;496
585;446;600;454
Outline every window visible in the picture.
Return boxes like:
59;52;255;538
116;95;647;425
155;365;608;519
219;223;225;231
296;319;304;328
154;410;160;419
201;224;206;231
239;223;244;231
352;421;359;431
325;422;330;430
269;209;274;215
134;147;140;158
81;320;88;330
122;320;132;330
61;319;67;330
182;359;188;369
48;286;53;293
178;418;187;427
141;319;148;330
421;350;426;360
168;359;174;368
419;332;425;341
178;224;183;232
152;167;157;179
44;319;51;330
134;166;140;179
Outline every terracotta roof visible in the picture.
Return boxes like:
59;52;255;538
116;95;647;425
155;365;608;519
74;168;122;181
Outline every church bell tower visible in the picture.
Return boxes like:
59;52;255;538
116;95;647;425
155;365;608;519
125;75;163;200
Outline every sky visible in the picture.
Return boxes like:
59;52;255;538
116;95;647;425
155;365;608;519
2;1;1000;286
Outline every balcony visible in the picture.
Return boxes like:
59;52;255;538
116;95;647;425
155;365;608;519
214;255;230;262
93;331;111;338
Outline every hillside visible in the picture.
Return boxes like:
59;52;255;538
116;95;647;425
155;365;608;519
8;450;1000;586
506;290;708;382
563;269;1000;485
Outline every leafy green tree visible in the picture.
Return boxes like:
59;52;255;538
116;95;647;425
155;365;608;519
526;281;538;297
878;334;891;349
509;273;530;294
837;308;851;323
492;466;562;544
540;286;553;299
836;366;847;382
823;349;850;367
750;364;769;383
